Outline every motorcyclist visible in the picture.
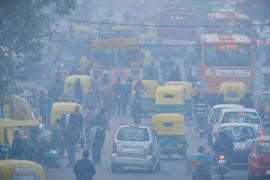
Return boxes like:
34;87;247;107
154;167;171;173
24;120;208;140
194;96;209;130
160;55;175;80
131;90;142;125
212;93;226;107
212;130;234;170
239;92;254;108
146;63;159;80
192;146;211;178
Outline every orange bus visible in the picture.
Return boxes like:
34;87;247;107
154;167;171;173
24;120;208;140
207;11;253;39
90;30;143;84
198;34;255;98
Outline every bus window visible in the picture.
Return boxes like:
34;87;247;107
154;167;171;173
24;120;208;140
204;44;251;66
94;50;115;67
117;49;139;67
215;21;251;37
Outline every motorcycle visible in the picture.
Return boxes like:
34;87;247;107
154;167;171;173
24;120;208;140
35;143;60;169
194;108;209;138
216;152;228;178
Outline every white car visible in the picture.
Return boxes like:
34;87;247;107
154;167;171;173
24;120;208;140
219;123;257;165
111;125;161;173
212;108;263;143
207;104;243;145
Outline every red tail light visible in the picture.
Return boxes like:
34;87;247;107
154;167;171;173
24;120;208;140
219;154;225;160
112;141;117;153
258;129;263;135
252;153;259;164
256;40;260;46
147;143;153;155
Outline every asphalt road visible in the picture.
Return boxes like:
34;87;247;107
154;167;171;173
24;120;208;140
45;112;270;180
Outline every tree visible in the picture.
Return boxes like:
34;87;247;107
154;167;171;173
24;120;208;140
0;0;76;101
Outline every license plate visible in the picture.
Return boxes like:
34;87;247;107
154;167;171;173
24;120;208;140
218;160;225;163
13;176;39;180
198;129;204;133
266;170;270;175
124;147;141;152
178;144;184;148
234;142;245;149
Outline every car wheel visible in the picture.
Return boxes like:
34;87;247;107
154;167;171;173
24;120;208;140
156;160;161;171
149;165;154;174
111;164;117;173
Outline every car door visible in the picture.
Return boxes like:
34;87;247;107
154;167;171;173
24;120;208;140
151;129;160;163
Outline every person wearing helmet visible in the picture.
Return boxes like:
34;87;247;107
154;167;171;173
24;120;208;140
239;92;254;108
192;145;211;179
212;130;234;170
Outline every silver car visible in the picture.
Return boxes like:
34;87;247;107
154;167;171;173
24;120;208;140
219;123;256;165
111;125;161;173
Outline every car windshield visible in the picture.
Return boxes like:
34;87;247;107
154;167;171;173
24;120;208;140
221;126;255;140
117;127;149;141
258;94;270;104
256;141;270;153
221;112;260;124
210;108;222;120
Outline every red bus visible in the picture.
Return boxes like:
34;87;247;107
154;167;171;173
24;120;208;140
198;34;255;98
156;3;197;54
236;0;270;21
207;11;253;39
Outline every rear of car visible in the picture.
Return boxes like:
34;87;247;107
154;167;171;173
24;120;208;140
220;123;256;165
111;125;161;173
248;136;270;180
255;92;270;126
207;104;243;145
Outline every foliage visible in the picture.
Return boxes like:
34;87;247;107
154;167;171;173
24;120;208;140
0;0;76;101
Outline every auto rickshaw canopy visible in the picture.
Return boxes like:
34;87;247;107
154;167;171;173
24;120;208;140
0;119;40;147
165;81;192;100
152;113;185;135
64;75;91;95
3;95;34;120
218;81;246;103
132;80;159;98
51;102;82;124
155;85;185;105
0;160;45;180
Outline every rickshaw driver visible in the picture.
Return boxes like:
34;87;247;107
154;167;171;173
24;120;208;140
192;146;212;178
10;129;25;159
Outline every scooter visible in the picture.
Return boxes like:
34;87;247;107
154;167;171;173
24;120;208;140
36;143;60;169
194;109;208;138
216;152;228;178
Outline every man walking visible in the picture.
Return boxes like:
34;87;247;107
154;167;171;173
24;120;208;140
89;121;105;165
69;106;84;132
112;79;122;116
66;123;80;167
73;150;96;180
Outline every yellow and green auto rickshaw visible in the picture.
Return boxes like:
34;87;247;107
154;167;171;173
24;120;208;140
0;119;40;160
165;81;193;119
132;80;159;115
3;95;35;120
0;160;45;180
50;102;84;148
218;81;246;104
152;113;187;159
50;102;82;125
63;75;91;96
72;24;91;42
155;85;185;114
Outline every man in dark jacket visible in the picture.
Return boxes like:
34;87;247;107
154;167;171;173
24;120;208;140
212;130;234;170
90;121;105;165
74;78;84;103
69;106;84;131
73;150;96;180
113;79;122;116
212;93;226;107
239;93;254;108
168;65;181;81
66;124;80;167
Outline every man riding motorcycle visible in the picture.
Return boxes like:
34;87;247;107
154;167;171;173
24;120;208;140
159;55;175;80
212;130;234;170
192;145;212;179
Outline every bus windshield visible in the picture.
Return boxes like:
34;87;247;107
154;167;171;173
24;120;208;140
215;20;252;37
93;49;140;67
204;44;251;66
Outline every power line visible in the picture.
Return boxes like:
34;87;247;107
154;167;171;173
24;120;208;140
42;37;261;47
0;11;268;29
